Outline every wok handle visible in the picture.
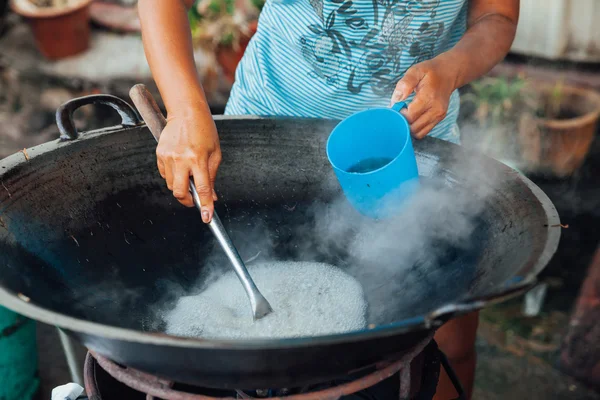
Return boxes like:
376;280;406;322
128;84;166;143
56;94;142;141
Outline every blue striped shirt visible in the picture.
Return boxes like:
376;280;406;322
225;0;468;143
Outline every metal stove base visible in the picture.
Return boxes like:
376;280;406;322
83;337;465;400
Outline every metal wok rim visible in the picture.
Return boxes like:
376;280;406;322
0;117;561;350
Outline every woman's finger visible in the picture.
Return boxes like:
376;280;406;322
403;92;431;125
208;151;222;200
410;104;448;138
172;164;194;207
191;161;214;223
164;158;175;191
391;66;423;105
412;118;440;139
157;158;166;179
409;111;436;135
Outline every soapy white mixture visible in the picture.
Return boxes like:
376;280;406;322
163;261;367;339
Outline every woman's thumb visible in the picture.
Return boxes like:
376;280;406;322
390;67;421;105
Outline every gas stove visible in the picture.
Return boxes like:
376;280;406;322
83;337;464;400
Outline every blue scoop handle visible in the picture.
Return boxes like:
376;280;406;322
392;101;408;113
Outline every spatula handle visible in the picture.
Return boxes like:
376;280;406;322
129;84;166;143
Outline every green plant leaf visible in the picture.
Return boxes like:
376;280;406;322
463;75;539;128
251;0;265;11
188;5;201;24
221;32;234;46
208;0;223;14
225;0;234;15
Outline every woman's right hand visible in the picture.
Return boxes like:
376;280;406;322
156;112;222;223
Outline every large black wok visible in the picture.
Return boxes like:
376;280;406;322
0;94;560;389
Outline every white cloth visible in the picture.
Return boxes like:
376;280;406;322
51;383;85;400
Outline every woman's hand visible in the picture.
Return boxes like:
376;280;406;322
156;113;221;223
390;0;519;140
390;56;459;139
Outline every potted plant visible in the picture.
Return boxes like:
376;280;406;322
460;75;537;169
520;80;600;177
461;76;600;177
188;0;263;83
10;0;92;60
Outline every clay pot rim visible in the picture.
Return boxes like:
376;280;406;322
531;82;600;129
10;0;91;19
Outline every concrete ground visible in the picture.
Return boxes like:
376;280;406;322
36;324;86;399
473;336;599;400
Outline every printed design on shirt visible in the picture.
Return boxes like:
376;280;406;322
299;0;444;95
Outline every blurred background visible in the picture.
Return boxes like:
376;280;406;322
1;0;600;399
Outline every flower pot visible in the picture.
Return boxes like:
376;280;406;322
216;20;257;83
11;0;92;60
518;84;600;177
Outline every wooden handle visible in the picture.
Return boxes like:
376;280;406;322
129;84;167;143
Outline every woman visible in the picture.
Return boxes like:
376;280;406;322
137;0;519;398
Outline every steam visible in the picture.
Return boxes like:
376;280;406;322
156;148;502;330
297;151;499;324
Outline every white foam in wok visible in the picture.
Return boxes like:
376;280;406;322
163;261;367;339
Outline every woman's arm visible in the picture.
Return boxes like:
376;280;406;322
391;0;520;139
138;0;221;223
441;0;519;90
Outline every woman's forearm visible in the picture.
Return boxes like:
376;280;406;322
440;0;520;91
138;0;211;119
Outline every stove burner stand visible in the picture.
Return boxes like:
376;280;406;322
84;336;465;400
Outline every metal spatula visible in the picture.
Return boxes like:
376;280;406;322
129;84;273;320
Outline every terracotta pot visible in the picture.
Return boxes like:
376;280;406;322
216;20;258;83
518;84;600;177
11;0;92;60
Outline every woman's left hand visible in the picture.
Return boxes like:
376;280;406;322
390;56;459;139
